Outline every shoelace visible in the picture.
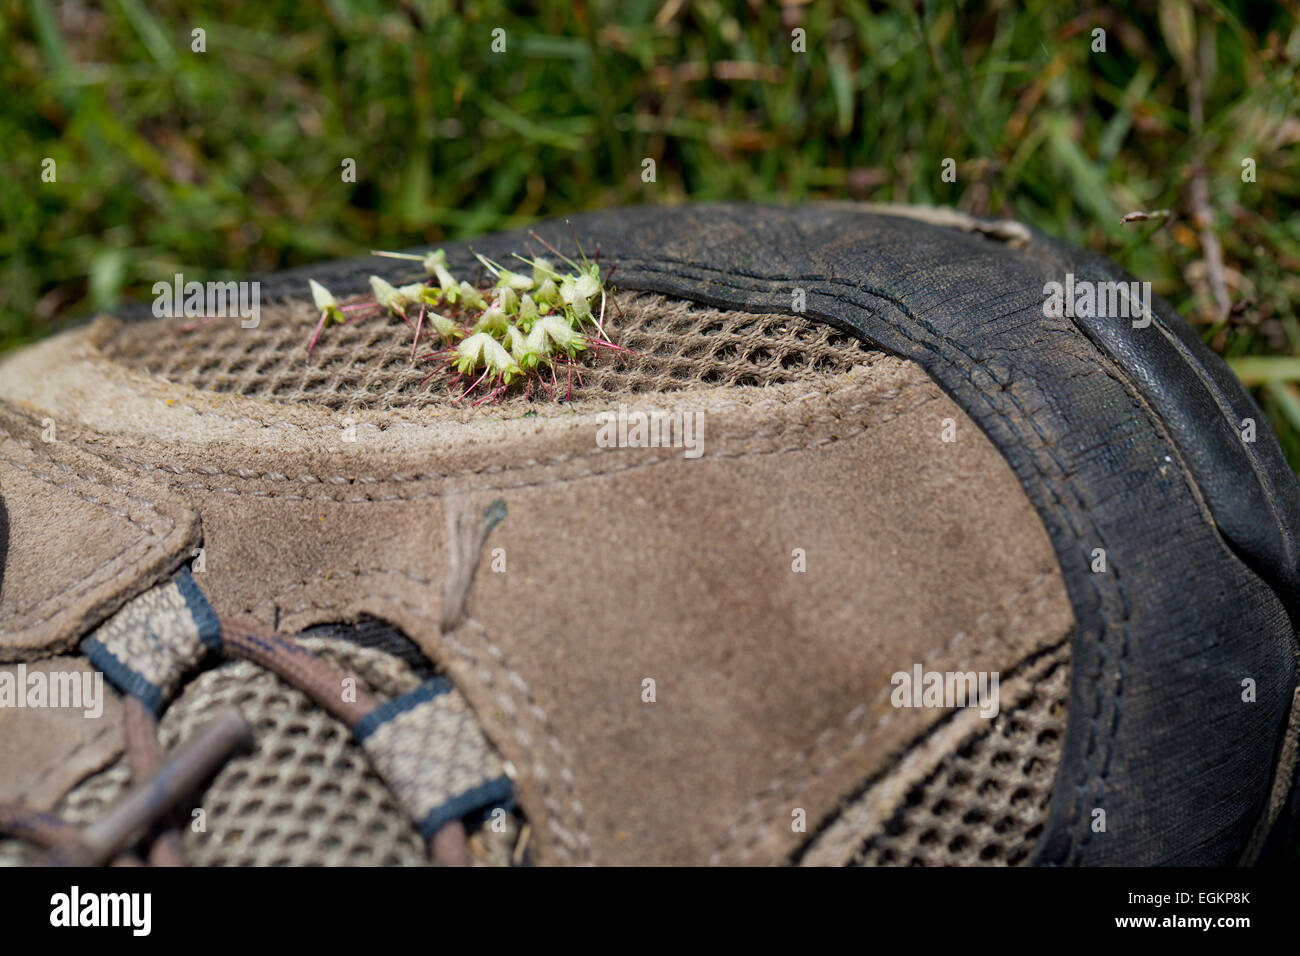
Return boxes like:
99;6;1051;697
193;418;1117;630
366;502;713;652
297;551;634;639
0;617;478;867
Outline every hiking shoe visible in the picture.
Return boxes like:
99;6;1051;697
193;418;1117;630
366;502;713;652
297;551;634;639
1;202;1296;866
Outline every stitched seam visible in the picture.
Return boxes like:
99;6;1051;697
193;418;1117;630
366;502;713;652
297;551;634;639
6;537;156;628
3;435;169;520
0;441;161;534
76;388;944;503
444;620;590;864
0;429;178;629
68;370;923;470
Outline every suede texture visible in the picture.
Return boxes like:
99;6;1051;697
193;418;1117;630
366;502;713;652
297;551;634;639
0;402;200;660
0;326;1071;865
0;657;124;810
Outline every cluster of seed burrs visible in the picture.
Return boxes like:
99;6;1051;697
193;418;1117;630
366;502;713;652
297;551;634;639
306;235;620;402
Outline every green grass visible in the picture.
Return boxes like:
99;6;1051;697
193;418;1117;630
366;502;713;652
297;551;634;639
1;0;1299;469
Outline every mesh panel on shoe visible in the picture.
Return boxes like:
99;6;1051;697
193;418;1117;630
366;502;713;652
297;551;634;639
298;617;438;678
0;632;521;867
98;291;878;411
804;641;1070;867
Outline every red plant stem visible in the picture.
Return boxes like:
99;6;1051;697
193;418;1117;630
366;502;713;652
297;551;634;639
412;305;425;359
456;367;491;401
307;309;329;356
590;337;632;353
471;382;506;407
529;230;572;267
177;315;220;332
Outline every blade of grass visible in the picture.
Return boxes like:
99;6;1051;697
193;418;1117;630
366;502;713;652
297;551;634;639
1264;381;1300;439
1229;356;1300;386
114;0;178;69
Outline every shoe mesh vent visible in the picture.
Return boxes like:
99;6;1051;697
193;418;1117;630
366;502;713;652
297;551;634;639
98;291;877;411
